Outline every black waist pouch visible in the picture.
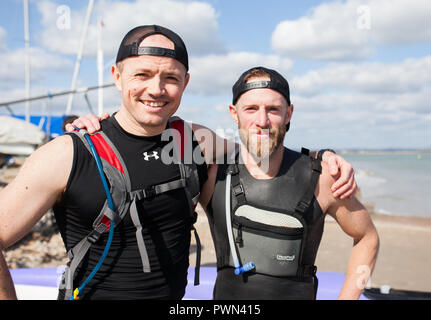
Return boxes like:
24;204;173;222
229;206;307;277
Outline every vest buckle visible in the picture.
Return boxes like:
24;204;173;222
295;200;309;213
233;184;244;196
142;186;157;198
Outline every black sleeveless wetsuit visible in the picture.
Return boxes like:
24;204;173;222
54;116;207;299
207;148;325;300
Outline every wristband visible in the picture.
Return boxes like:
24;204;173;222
317;149;336;161
301;147;310;156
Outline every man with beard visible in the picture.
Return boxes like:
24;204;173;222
199;67;379;300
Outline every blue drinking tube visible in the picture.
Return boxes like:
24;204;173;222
70;128;116;300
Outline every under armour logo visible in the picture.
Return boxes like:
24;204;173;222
143;151;159;161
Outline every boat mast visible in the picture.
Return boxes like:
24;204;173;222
97;18;104;116
65;0;94;115
23;0;30;122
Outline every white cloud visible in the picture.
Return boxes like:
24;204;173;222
291;56;431;96
294;86;431;115
0;17;72;90
271;0;431;61
188;52;293;96
286;53;431;148
0;47;72;87
37;0;225;58
288;86;431;149
370;0;431;45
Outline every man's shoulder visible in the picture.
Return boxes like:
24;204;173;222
99;116;117;133
16;135;74;189
283;147;309;160
281;147;313;173
41;134;74;155
30;135;74;169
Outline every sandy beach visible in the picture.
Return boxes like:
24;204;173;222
1;161;431;295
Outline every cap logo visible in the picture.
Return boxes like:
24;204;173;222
244;80;271;90
137;46;177;59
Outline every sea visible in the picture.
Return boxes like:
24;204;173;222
340;152;431;218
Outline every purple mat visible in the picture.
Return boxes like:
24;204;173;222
10;266;65;287
184;267;369;300
10;267;368;300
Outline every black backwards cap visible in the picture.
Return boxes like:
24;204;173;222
232;66;292;131
115;25;189;71
232;66;291;106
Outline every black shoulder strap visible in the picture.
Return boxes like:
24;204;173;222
301;147;310;156
228;163;247;208
167;116;201;215
226;147;247;208
295;157;322;214
168;116;202;285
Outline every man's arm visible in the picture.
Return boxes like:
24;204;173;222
64;114;236;166
198;164;218;211
309;150;357;199
66;114;357;199
317;162;379;300
191;123;236;166
0;135;73;299
0;248;16;299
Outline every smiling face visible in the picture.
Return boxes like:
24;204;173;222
112;34;190;135
230;75;293;159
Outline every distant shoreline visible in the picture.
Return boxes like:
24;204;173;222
325;208;431;226
339;149;431;155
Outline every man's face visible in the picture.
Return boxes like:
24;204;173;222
112;35;189;130
231;77;292;159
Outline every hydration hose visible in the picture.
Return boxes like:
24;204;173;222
225;172;255;275
70;128;117;300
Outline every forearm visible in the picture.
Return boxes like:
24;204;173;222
0;247;17;300
338;230;379;299
192;124;237;164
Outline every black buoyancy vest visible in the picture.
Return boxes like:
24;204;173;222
58;116;203;300
209;148;325;282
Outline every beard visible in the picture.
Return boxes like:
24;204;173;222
238;119;286;160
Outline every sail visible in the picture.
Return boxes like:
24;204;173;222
0;116;45;155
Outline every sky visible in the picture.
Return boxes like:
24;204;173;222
0;0;430;150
